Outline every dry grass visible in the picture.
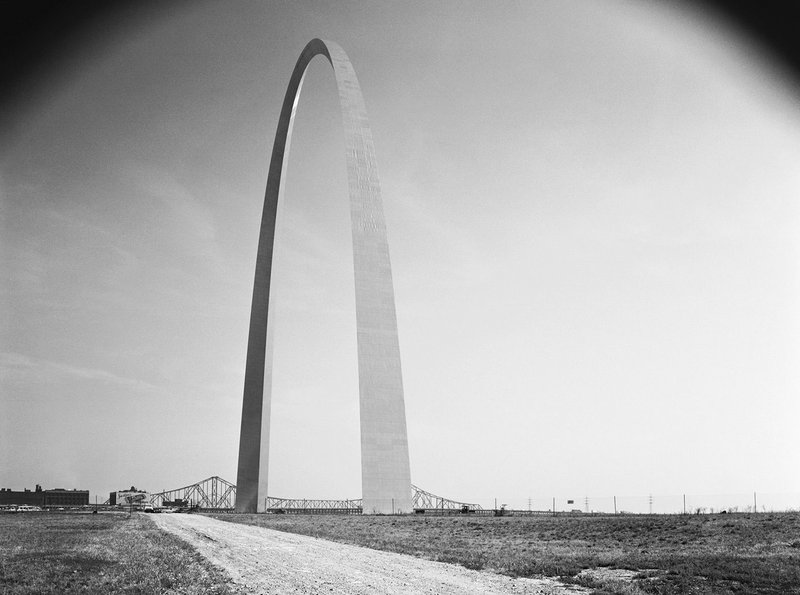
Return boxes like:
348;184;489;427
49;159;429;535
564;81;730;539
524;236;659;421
0;512;236;594
212;511;800;594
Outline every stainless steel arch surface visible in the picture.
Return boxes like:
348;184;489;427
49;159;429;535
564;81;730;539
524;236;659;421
235;39;412;514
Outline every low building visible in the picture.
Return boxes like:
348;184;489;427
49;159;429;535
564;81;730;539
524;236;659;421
0;484;89;507
0;486;43;506
162;498;190;508
44;488;89;507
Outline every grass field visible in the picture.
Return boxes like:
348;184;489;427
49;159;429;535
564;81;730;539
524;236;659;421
0;512;235;594
213;511;800;594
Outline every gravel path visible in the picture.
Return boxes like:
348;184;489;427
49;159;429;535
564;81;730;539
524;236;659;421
150;513;588;594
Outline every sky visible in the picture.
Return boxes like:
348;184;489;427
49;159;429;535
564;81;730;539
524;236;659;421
2;1;800;513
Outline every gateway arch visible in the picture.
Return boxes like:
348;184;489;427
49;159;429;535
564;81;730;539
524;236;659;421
235;39;412;514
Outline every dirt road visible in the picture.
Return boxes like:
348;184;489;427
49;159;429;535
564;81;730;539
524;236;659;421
150;513;588;594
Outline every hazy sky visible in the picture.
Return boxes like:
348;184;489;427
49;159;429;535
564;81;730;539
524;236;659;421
2;1;799;512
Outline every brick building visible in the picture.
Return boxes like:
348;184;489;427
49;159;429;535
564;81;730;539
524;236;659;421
0;484;89;507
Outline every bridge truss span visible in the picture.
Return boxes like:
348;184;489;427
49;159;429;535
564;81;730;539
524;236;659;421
147;477;480;514
411;485;483;512
266;485;481;513
150;476;236;510
266;495;363;514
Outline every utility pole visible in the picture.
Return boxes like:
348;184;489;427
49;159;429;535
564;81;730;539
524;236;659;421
613;496;617;515
552;497;556;516
683;494;686;515
528;497;531;512
649;494;653;514
754;492;757;513
584;496;589;513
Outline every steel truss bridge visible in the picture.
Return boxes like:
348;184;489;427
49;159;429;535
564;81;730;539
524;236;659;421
150;476;236;510
411;485;482;512
147;477;482;513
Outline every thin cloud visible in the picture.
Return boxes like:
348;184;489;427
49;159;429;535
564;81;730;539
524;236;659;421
0;351;166;395
130;162;217;242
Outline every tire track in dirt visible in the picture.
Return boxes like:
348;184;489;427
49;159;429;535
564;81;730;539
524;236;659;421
150;513;589;594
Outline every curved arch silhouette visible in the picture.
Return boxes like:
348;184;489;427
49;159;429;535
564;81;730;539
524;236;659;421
235;39;412;514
